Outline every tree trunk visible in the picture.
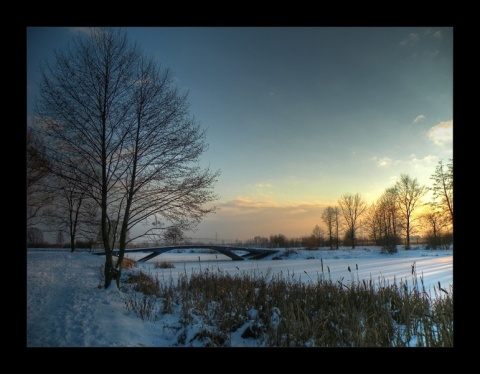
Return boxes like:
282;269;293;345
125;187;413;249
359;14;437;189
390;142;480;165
115;249;125;289
405;221;411;250
104;251;116;289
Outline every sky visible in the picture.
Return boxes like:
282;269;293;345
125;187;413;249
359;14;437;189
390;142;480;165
26;245;453;347
26;26;453;242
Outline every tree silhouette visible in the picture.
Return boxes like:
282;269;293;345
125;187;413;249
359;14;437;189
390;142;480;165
338;193;366;249
33;28;219;288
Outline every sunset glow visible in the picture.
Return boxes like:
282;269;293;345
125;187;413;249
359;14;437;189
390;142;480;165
27;27;453;241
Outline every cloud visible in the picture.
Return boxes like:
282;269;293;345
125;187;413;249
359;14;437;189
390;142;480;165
425;28;442;39
413;115;426;123
67;27;108;38
427;120;453;146
400;29;444;60
221;198;329;212
423;50;439;58
219;197;279;214
399;33;420;47
194;197;334;240
372;153;437;173
371;156;394;168
67;27;95;35
407;154;437;168
288;209;308;215
255;182;273;189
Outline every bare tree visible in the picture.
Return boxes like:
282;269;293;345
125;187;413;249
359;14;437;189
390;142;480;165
27;128;52;228
56;230;65;247
338;193;367;249
363;203;380;246
163;226;184;245
430;159;453;226
311;224;325;247
27;227;44;247
33;27;219;288
75;198;101;250
253;236;269;247
43;176;91;253
394;174;427;250
270;234;288;248
333;207;340;249
95;219;130;251
321;206;339;249
376;187;402;253
420;209;451;249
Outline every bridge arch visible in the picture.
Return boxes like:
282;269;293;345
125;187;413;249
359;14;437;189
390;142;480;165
94;245;278;262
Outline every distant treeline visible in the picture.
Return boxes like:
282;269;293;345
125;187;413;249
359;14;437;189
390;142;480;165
27;234;451;250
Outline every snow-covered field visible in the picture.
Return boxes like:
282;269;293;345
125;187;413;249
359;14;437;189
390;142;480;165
122;245;453;292
26;245;453;347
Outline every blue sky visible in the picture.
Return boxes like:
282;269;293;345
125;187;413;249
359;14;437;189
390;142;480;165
27;27;453;242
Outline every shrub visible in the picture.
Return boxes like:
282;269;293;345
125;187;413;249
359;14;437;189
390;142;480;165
154;261;175;269
119;257;137;269
120;263;453;347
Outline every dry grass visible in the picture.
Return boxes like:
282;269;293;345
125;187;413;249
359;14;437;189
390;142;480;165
120;266;453;347
153;261;175;269
119;257;137;269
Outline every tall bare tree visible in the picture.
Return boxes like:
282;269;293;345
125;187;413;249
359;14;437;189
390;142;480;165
394;174;427;249
311;224;324;247
376;187;402;253
42;173;100;252
48;183;85;252
27;128;52;228
430;159;453;226
363;203;380;245
27;227;44;247
420;209;451;249
321;206;339;249
333;207;340;249
33;27;219;288
338;193;366;249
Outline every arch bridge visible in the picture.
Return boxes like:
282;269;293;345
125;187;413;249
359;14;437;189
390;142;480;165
94;245;279;262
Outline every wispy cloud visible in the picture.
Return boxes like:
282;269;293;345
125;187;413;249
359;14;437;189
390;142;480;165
218;197;279;214
427;120;453;146
400;29;445;60
425;28;442;39
218;197;330;212
399;33;420;47
371;156;394;168
67;27;96;36
255;182;273;189
243;182;274;199
423;50;439;58
413;114;426;123
205;198;331;239
407;154;438;168
381;154;438;192
371;153;437;172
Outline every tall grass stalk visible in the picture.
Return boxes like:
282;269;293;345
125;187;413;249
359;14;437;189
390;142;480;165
120;265;453;347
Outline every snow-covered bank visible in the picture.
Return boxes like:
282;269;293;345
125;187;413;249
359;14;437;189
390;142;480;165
27;246;453;347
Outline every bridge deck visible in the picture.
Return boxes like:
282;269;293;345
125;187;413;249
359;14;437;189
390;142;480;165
93;245;278;262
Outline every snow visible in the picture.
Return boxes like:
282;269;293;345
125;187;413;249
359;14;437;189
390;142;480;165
26;245;453;347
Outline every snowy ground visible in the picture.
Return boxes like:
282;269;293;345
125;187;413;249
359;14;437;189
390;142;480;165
26;245;453;347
